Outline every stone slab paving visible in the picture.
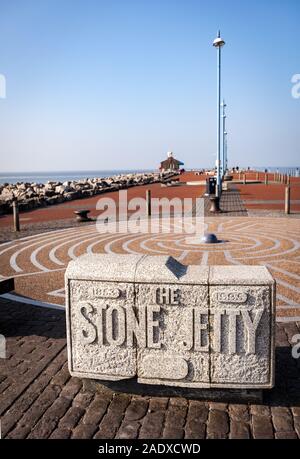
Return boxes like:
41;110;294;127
203;188;248;217
0;298;300;439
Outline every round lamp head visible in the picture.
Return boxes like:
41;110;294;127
213;36;225;47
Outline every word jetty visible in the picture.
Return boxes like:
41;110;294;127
66;254;275;389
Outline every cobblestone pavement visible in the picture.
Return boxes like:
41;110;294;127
0;298;300;439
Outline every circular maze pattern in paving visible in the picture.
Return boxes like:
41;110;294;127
0;216;299;322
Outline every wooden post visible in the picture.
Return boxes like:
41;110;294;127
285;186;290;214
13;200;20;232
265;173;268;185
287;174;290;186
146;189;151;216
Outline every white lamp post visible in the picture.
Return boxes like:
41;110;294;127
213;31;225;197
221;100;227;176
224;130;228;173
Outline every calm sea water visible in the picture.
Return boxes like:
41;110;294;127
0;169;154;185
0;167;299;185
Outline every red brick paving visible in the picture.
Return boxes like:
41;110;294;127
1;172;299;230
237;183;300;212
0;298;300;439
0;180;205;228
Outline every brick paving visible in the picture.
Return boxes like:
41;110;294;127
203;187;248;217
1;297;300;439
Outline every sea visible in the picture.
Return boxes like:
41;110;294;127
0;167;299;185
0;169;154;185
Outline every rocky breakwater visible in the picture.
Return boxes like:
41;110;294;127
0;172;176;216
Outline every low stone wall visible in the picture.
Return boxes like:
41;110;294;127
65;254;275;390
0;171;176;215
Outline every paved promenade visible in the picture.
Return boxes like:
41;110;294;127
0;184;300;439
1;213;299;321
0;298;299;439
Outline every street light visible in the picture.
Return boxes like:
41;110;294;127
221;100;227;176
224;130;228;174
213;31;225;197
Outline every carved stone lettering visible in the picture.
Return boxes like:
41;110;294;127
66;255;275;388
212;291;248;304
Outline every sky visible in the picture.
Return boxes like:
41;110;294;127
0;0;299;172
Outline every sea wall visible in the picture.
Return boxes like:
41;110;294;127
0;171;176;215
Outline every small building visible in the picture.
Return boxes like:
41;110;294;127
159;152;184;173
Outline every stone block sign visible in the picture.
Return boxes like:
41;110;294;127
65;254;275;389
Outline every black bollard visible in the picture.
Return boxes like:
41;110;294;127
13;200;20;232
209;196;221;213
146;189;151;216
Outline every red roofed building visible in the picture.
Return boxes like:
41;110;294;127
159;152;184;172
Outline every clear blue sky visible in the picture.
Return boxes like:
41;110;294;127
0;0;299;172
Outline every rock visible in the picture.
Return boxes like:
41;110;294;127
0;201;9;215
0;172;174;216
1;190;14;201
81;189;94;197
64;191;79;200
65;256;275;389
25;189;35;199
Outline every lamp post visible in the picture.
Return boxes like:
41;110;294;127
224;130;228;174
213;31;225;197
221;100;226;177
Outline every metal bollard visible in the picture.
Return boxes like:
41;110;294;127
285;186;290;214
209;196;221;213
146;189;151;216
12;200;20;232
